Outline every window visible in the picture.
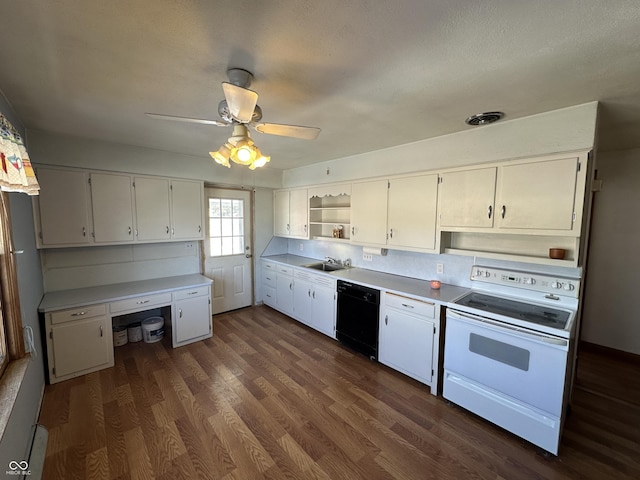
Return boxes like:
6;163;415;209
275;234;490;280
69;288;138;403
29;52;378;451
0;193;25;378
207;197;245;257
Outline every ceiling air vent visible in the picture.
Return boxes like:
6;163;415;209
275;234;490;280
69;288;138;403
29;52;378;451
465;111;504;126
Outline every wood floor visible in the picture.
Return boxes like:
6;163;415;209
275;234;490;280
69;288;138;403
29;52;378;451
39;305;640;479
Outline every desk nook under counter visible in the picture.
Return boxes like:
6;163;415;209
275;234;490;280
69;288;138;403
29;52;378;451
38;274;213;384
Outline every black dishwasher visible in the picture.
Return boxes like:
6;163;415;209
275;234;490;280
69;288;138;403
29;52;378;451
336;280;380;360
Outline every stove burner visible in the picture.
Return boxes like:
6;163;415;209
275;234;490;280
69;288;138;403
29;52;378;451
454;292;570;330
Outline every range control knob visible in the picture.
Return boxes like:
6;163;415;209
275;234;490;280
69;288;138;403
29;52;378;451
563;283;575;291
551;281;562;289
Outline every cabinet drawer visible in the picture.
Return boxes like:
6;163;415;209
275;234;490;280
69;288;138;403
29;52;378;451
263;285;276;307
275;265;293;276
50;304;107;325
384;292;435;318
263;270;276;288
110;292;172;313
173;286;210;301
263;261;276;271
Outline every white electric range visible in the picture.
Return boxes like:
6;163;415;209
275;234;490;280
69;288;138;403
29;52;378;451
443;265;580;455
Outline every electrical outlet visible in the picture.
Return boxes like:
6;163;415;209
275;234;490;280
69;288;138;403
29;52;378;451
437;263;444;274
363;253;373;261
185;242;194;249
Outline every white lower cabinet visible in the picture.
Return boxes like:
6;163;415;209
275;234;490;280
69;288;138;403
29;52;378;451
275;265;294;316
262;261;277;308
172;286;212;347
293;269;337;337
379;292;439;394
46;304;114;383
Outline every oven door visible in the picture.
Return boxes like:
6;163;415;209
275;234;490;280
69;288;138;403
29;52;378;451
444;308;569;416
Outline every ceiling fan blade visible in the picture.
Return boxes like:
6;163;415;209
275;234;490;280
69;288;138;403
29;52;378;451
222;82;259;123
254;123;321;140
145;112;229;126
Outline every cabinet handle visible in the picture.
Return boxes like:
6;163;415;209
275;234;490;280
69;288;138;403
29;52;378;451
287;223;290;232
289;282;293;290
308;289;311;297
385;315;388;325
100;325;103;337
389;228;393;239
266;276;272;281
198;225;201;233
401;303;415;309
187;291;199;295
312;291;315;299
71;311;87;317
501;205;506;219
166;226;169;234
128;226;132;235
82;226;86;237
351;226;355;236
136;300;150;304
487;205;492;219
179;308;183;318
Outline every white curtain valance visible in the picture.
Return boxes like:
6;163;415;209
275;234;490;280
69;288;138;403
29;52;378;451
0;112;39;195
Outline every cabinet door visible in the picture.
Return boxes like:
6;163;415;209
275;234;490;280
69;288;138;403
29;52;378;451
289;188;308;238
91;172;135;242
351;179;389;245
275;272;294;316
171;180;204;239
497;157;578;231
36;168;92;246
174;294;211;345
274;190;290;236
379;308;434;384
293;276;313;326
134;177;171;241
439;167;497;228
388;174;438;250
50;316;112;379
312;283;336;338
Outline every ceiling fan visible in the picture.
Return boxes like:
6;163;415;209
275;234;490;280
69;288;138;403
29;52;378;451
146;68;321;169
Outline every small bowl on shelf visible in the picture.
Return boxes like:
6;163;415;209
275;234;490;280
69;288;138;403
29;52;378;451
429;280;441;290
549;248;566;260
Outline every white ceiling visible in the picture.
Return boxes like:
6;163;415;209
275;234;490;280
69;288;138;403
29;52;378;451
1;1;639;172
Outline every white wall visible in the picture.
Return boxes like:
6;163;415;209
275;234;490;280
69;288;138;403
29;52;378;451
581;148;640;354
0;92;45;468
27;130;283;189
283;102;598;187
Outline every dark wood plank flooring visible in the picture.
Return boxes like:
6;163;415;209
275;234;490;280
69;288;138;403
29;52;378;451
39;305;640;479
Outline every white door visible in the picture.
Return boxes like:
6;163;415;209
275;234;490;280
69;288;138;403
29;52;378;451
203;188;253;314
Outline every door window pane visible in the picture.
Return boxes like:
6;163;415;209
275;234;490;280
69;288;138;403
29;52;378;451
208;197;245;257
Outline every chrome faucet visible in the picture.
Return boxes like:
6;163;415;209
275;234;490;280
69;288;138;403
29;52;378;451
325;256;339;264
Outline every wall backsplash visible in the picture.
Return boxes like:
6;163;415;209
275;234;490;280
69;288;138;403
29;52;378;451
284;239;582;288
41;241;202;292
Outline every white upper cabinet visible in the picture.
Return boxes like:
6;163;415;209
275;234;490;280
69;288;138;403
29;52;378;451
387;174;439;250
274;190;290;236
351;179;389;246
496;156;579;231
438;153;585;235
274;188;308;238
170;179;205;239
438;167;497;229
34;166;205;248
90;172;135;243
35;167;92;247
134;176;171;241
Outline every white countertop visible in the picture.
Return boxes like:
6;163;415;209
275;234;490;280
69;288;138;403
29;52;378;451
262;254;469;304
39;274;213;312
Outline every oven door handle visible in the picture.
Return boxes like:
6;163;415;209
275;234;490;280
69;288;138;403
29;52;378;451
448;309;568;347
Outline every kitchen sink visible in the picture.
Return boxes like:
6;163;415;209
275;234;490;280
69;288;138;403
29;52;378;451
303;262;346;272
